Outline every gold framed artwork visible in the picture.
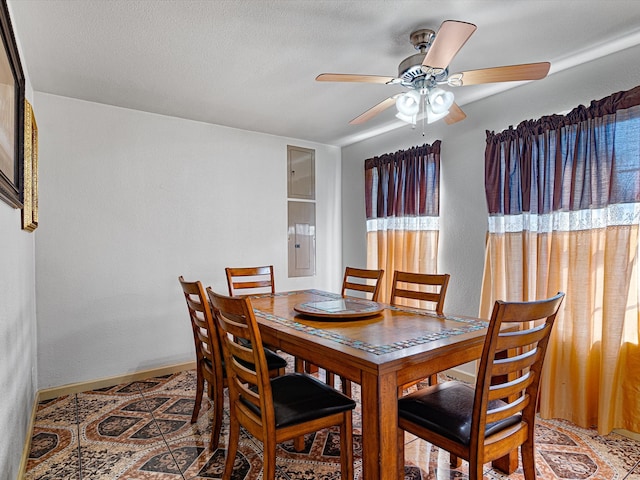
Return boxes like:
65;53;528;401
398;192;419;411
22;99;37;231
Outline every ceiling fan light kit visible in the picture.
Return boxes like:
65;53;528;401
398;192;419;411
394;87;455;126
395;90;421;116
428;88;454;115
316;19;551;128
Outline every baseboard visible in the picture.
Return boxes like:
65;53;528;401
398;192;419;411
443;366;476;384
37;361;196;401
17;391;40;479
615;428;640;441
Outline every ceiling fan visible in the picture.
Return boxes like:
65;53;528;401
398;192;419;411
316;20;550;126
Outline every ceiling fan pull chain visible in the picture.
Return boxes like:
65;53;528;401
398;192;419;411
422;93;426;136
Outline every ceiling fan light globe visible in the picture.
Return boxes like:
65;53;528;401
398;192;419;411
396;111;417;125
395;90;421;116
426;105;450;124
428;88;455;115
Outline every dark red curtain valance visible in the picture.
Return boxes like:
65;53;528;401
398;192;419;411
486;85;640;143
365;141;441;220
485;85;640;216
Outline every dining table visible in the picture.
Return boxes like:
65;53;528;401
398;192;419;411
249;289;513;480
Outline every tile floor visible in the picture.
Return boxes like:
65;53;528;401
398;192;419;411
24;359;640;479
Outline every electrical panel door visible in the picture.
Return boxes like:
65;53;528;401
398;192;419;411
288;201;315;277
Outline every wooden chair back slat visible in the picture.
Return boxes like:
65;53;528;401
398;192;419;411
392;288;442;303
491;348;539;376
485;394;530;424
495;323;548;350
488;374;534;402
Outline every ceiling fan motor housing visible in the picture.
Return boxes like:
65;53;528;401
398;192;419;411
398;53;429;86
399;29;447;89
409;29;435;51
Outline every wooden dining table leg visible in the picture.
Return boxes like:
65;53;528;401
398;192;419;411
360;370;399;480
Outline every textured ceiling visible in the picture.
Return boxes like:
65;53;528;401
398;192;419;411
7;0;640;146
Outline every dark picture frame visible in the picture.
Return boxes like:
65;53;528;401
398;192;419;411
0;0;25;209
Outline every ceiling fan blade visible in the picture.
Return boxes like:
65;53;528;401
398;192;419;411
316;73;396;84
422;20;477;71
444;103;466;125
452;62;551;86
349;95;399;125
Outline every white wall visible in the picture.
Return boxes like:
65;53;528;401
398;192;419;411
0;205;37;479
342;44;640;372
0;4;37;475
34;93;342;389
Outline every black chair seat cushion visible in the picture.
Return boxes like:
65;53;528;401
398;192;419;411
240;346;288;371
203;346;287;374
398;381;522;446
243;373;356;428
236;339;288;371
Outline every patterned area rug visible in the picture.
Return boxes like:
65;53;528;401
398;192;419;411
25;369;640;479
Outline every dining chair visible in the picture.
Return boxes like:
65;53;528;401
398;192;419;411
390;271;450;386
178;276;287;449
397;292;565;480
341;266;385;301
207;289;356;480
325;266;386;395
225;265;275;296
390;271;450;315
225;264;304;368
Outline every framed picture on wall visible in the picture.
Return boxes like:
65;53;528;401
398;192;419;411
0;0;25;209
22;99;37;231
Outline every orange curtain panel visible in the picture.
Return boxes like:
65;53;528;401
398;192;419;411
481;85;640;434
